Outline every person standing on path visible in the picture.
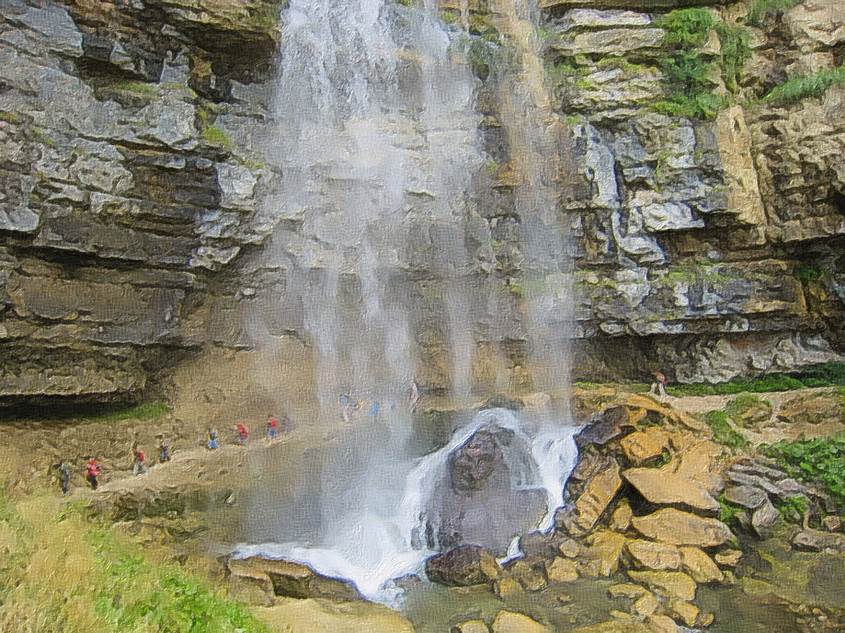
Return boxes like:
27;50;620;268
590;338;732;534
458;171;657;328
57;460;71;495
266;416;280;440
207;429;219;450
159;438;171;463
650;369;669;400
236;422;250;445
85;457;101;490
131;443;147;476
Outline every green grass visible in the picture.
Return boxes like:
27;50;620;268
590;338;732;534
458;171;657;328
667;362;845;396
86;528;268;633
724;393;766;421
202;125;234;151
112;81;158;96
795;264;824;284
703;410;748;450
653;8;750;119
761;437;845;508
0;493;270;632
763;65;845;105
775;495;809;523
718;494;745;525
747;0;801;25
89;401;171;423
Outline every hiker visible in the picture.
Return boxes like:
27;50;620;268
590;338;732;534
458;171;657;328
159;439;171;463
207;429;219;450
236;422;249;445
650;369;669;400
339;393;352;423
369;401;381;419
131;443;147;476
57;460;71;496
86;457;101;490
266;416;279;440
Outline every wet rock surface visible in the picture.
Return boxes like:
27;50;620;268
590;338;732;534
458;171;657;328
425;545;502;587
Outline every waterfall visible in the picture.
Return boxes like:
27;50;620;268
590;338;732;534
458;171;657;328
236;0;580;605
236;409;580;602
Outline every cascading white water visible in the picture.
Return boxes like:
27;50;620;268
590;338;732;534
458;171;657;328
236;409;579;602
236;0;581;606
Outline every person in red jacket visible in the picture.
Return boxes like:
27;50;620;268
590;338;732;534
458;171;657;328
266;416;280;440
131;443;147;476
86;457;102;490
236;422;249;445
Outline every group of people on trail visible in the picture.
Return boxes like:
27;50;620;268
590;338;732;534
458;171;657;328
206;415;289;451
338;381;421;425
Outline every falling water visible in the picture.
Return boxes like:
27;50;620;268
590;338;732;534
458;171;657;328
237;0;580;604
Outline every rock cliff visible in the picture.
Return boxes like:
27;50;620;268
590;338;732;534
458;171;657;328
0;0;842;403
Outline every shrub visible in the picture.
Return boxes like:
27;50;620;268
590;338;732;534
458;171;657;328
747;0;801;26
761;437;845;508
763;65;845;105
703;409;748;450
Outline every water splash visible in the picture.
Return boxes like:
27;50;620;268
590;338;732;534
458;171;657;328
235;409;579;602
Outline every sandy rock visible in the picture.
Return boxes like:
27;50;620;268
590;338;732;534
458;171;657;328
577;405;631;447
507;559;547;592
667;599;700;627
631;591;660;617
646;615;680;633
255;599;415;633
623;466;719;513
620;428;670;465
609;500;633;532
823;515;842;532
627;571;697;602
491;610;549;633
631;509;733;547
714;550;742;567
494;576;523;599
425;545;501;587
569;458;623;533
226;561;275;606
679;547;724;583
585;530;627;576
626;539;682;571
546;557;579;583
453;621;490;633
231;557;362;602
559;538;582;558
792;528;845;552
723;484;768;510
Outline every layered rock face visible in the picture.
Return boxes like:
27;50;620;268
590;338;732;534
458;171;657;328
0;0;278;400
540;0;845;381
0;0;843;404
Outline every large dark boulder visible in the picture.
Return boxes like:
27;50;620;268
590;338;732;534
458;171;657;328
425;545;501;587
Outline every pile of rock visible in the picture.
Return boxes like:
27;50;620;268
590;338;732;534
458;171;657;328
429;397;745;632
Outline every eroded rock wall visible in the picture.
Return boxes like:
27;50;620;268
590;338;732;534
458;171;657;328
0;0;843;405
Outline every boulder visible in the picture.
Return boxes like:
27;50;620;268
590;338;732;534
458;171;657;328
231;557;362;602
584;530;627;576
631;591;660;617
491;610;549;633
560;457;622;534
558;538;582;558
667;599;700;627
623;467;720;513
792;529;845;552
571;620;653;633
626;571;697;602
646;615;681;633
494;576;523;599
751;498;781;538
679;547;724;584
506;559;547;592
631;509;733;547
425;545;501;587
723;485;768;510
449;429;506;492
577;406;631;447
626;539;682;571
714;550;742;567
619;428;670;465
546;557;579;583
609;500;633;532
